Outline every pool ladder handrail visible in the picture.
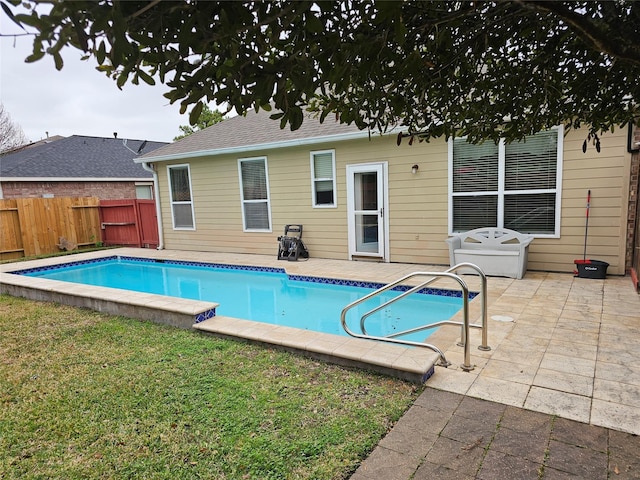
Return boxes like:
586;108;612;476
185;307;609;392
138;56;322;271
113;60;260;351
339;263;489;371
361;263;490;352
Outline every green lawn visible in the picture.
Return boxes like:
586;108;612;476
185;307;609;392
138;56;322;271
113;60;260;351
0;294;421;479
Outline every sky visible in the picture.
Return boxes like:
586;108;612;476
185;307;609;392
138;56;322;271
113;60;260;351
0;7;204;144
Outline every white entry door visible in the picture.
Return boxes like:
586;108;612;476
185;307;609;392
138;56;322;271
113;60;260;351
346;162;389;261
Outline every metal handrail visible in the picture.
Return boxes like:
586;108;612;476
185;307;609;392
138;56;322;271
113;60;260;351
359;263;488;350
340;263;489;372
443;263;489;352
360;263;489;351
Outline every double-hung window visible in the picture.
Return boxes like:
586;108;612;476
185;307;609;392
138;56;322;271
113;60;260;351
167;164;195;229
310;150;337;207
449;127;562;237
238;157;272;231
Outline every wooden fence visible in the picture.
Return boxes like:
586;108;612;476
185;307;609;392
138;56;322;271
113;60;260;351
0;197;102;261
99;199;159;249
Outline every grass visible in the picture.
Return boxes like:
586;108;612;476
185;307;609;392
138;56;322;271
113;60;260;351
0;294;421;479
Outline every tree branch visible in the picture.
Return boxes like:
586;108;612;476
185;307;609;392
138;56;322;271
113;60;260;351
126;0;162;21
515;0;640;67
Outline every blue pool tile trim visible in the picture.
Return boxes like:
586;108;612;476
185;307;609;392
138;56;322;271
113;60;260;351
12;255;286;276
119;256;286;274
12;256;120;275
288;274;478;300
12;256;476;300
195;308;216;324
421;365;436;383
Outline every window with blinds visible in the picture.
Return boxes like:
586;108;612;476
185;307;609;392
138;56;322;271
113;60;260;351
504;130;557;191
238;157;271;231
450;128;561;236
311;150;336;207
167;164;195;230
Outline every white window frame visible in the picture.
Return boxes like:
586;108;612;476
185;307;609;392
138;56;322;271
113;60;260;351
135;182;154;200
167;163;196;230
448;126;563;238
238;156;272;232
310;149;337;208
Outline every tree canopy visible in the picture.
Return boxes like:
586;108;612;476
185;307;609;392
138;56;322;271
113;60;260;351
3;0;640;143
173;104;225;141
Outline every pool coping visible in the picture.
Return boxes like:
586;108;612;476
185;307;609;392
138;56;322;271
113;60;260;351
0;249;443;383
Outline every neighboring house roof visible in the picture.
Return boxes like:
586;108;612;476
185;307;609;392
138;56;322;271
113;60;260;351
138;108;377;163
0;135;168;180
2;135;66;155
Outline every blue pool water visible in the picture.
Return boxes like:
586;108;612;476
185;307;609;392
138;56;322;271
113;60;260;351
17;256;469;342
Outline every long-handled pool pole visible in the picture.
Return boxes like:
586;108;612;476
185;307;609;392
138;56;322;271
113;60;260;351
583;189;591;261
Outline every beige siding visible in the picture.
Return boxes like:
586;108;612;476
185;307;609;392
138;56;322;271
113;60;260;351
158;144;352;258
157;126;631;275
270;146;348;259
530;127;630;274
389;141;450;265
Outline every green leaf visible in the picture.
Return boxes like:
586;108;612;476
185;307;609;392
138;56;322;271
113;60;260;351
163;89;182;103
70;15;89;51
53;52;63;70
25;50;46;63
289;107;303;131
189;101;204;125
319;108;331;123
96;41;106;64
137;70;156;86
96;64;113;73
306;15;323;34
116;72;127;89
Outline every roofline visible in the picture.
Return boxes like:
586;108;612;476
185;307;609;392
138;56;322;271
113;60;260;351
134;129;377;164
0;177;152;182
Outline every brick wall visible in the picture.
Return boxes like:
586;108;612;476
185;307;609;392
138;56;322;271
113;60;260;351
626;125;640;273
1;181;139;200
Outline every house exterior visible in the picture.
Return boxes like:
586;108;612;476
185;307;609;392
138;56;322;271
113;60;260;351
0;135;168;200
138;109;638;277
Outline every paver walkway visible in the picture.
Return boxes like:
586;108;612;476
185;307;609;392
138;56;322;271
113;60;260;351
351;387;640;480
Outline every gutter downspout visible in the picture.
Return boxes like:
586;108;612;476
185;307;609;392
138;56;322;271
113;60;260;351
141;161;164;250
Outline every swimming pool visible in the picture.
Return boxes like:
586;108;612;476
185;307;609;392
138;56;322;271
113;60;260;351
16;256;469;343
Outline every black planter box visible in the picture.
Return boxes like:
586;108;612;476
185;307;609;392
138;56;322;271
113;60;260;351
574;259;609;279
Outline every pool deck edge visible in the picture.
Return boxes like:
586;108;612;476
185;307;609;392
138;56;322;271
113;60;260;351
194;316;440;383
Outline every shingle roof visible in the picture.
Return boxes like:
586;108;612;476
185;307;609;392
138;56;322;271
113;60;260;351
0;135;168;179
3;135;66;155
139;108;370;162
